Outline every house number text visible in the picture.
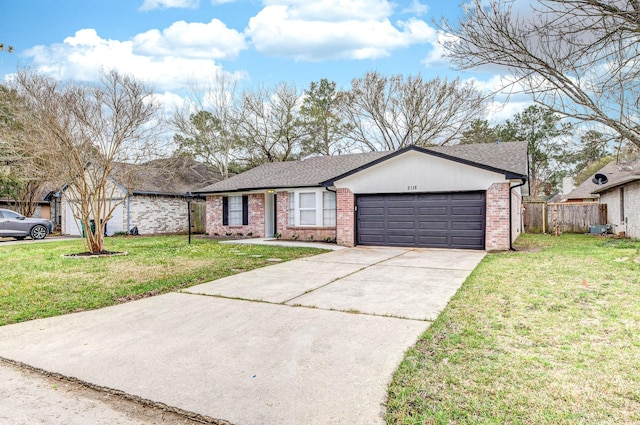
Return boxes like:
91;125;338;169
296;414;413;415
407;185;417;191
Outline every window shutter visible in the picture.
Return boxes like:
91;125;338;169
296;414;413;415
242;195;249;225
222;196;229;225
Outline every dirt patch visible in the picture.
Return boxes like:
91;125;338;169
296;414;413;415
0;358;229;425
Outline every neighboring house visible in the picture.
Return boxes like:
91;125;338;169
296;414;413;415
195;142;529;251
590;158;640;238
553;163;627;204
0;184;56;220
61;156;221;236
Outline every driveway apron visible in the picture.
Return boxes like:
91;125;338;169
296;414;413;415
0;246;485;425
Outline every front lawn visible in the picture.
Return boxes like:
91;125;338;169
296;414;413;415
387;234;640;424
0;236;324;326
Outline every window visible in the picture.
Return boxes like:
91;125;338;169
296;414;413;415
229;196;243;226
620;188;625;222
288;192;295;226
1;210;20;219
287;190;337;227
222;195;248;226
299;192;316;225
323;192;336;226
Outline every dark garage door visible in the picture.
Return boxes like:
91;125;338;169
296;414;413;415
356;192;486;249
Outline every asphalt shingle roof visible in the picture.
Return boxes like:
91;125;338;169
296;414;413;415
195;141;529;194
590;158;640;194
113;156;223;196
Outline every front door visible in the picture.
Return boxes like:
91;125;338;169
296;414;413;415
265;193;276;237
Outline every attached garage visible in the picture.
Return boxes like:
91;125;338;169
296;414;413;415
356;192;486;249
199;142;529;251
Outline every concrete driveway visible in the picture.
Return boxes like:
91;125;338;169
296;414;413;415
0;246;485;425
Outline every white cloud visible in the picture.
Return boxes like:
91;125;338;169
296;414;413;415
23;29;238;92
462;74;533;122
421;31;456;67
486;100;531;123
401;0;429;16
246;2;436;61
263;0;393;21
133;19;246;59
139;0;199;11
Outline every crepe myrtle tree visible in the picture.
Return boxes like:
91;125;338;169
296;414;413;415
11;69;161;254
443;0;640;150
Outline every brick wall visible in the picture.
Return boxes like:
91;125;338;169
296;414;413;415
206;194;266;237
486;182;511;251
275;191;337;242
336;188;355;247
128;195;193;234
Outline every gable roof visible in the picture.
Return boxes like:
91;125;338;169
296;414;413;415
590;158;640;194
195;141;529;194
113;156;223;196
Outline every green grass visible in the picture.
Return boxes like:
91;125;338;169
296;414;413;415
386;234;640;425
0;236;325;326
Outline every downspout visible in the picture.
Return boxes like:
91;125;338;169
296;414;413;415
509;179;527;251
126;195;131;233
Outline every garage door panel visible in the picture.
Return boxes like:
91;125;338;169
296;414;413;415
356;192;485;250
452;192;484;200
388;207;415;216
388;221;416;230
359;207;385;216
452;206;484;216
417;193;448;201
417;206;448;215
418;220;448;230
417;235;449;246
452;222;484;231
359;221;384;229
387;235;417;244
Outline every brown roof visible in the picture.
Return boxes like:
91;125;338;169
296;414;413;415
114;156;223;196
196;141;528;194
590;158;640;194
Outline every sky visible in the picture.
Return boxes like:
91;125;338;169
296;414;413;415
0;0;531;122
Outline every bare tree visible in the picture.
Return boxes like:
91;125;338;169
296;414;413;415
443;0;640;149
337;71;488;151
238;82;307;165
172;72;241;179
11;70;160;254
0;85;48;216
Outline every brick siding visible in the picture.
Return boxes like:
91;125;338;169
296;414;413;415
485;182;511;250
275;191;337;242
128;195;195;234
206;193;266;238
336;188;355;247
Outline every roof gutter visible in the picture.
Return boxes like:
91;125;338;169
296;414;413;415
193;184;324;196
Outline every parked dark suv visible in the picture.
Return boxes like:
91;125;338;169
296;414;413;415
0;208;54;240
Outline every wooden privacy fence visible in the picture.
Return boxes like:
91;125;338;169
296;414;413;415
523;202;607;234
191;201;207;234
